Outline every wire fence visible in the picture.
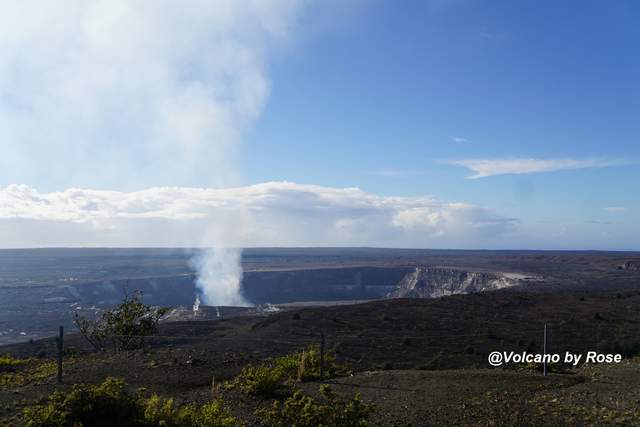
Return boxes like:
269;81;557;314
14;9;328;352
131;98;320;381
50;318;627;384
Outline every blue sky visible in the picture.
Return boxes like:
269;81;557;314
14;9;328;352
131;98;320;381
242;0;640;248
248;1;639;191
0;1;638;250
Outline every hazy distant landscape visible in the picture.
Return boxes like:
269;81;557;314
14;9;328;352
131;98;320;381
3;248;640;425
2;247;640;346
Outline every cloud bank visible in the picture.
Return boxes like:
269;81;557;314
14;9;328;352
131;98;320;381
451;158;624;179
0;182;517;249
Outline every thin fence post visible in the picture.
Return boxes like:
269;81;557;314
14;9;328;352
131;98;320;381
56;326;64;384
543;323;548;377
320;332;325;381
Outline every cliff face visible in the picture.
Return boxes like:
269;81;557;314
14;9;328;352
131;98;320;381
387;267;528;298
619;261;640;271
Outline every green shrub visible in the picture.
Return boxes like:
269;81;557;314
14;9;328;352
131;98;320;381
229;363;287;397
296;344;348;382
0;354;27;372
23;377;141;426
23;377;237;427
1;360;57;389
256;384;373;427
74;290;168;352
227;345;350;396
143;395;237;427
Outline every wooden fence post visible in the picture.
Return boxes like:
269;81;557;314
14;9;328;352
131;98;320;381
56;326;64;384
320;332;325;381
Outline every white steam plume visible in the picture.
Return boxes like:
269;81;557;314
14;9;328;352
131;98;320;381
191;248;248;307
0;1;305;306
190;206;250;306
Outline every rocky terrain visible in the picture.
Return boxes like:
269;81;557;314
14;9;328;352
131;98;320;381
3;248;640;346
619;260;640;271
387;266;541;298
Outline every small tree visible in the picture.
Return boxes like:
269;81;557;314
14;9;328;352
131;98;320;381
74;290;168;352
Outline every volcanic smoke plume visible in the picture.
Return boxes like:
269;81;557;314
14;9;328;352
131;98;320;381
0;2;305;306
191;248;248;307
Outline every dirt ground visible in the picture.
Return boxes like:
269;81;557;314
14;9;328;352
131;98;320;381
4;359;639;426
3;291;640;425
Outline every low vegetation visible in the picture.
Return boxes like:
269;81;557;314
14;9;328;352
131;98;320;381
0;354;27;372
515;361;565;374
74;290;168;352
257;384;373;427
226;344;349;396
23;377;237;427
0;359;57;389
22;376;372;426
9;286;640;425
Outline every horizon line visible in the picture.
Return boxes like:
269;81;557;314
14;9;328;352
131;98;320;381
0;246;639;253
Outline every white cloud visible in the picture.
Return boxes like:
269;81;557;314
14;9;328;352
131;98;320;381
0;182;517;248
605;207;626;213
449;136;470;143
450;158;624;179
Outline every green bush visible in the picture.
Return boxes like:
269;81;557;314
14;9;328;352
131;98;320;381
227;345;350;396
256;384;373;427
142;395;237;427
1;360;57;389
229;363;287;397
296;344;348;382
0;354;27;372
23;377;141;426
74;290;168;352
23;377;237;427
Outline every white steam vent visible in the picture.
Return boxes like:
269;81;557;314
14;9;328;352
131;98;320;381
192;293;201;317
